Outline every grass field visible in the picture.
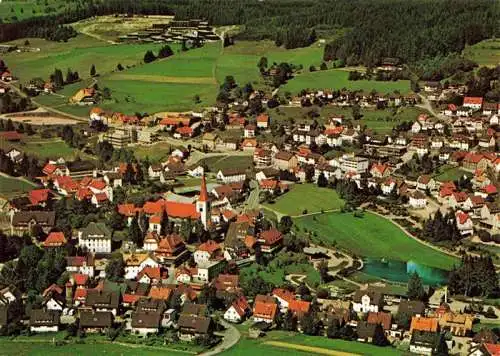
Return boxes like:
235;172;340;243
0;0;78;23
264;184;344;216
0;175;37;198
199;155;254;173
434;165;472;182
463;38;500;67
0;339;191;355
0;137;79;161
4;35;166;83
294;211;459;270
223;330;402;356
283;68;411;95
241;260;321;287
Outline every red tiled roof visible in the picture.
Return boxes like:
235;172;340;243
165;201;199;219
149;215;162;224
259;179;278;190
324;126;344;136
43;232;66;247
93;192;108;202
483;185;498;195
253;299;278;320
289;299;311;314
256;114;269;123
241;138;257;147
259;228;283;245
484;343;500;356
123;294;142;305
157;234;185;253
137;266;162;281
463;96;483;105
367;311;392;330
176;126;193;135
29;189;50;205
143;200;165;215
231;295;250;317
43;283;63;297
456;211;470;225
371;163;388;175
149;286;173;300
273;288;295;303
42;163;58;175
410;316;439;333
452;191;468;202
160;117;191;126
89;179;107;191
72;273;88;286
118;203;140;217
74;288;87;301
464;153;485;164
244;235;257;249
76;187;93;200
197;240;220;254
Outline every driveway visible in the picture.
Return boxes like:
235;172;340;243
200;319;240;356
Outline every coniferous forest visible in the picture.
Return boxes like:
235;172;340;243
0;0;498;65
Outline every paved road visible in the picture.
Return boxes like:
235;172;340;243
417;93;446;121
200;319;240;356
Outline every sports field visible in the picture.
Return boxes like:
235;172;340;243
463;38;500;67
222;330;402;356
264;184;344;216
294;211;459;270
0;175;37;198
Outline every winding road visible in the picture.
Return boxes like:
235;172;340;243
200;319;240;356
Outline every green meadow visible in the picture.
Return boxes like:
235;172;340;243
463;38;500;67
294;211;459;270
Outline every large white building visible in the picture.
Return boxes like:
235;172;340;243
78;222;112;254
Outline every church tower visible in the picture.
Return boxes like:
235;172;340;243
196;174;210;229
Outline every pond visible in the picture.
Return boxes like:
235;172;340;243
362;258;449;286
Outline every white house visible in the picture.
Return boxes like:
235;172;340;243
78;222;112;254
193;240;220;265
409;190;427;209
224;296;251;323
124;254;160;280
352;290;383;313
29;309;60;333
217;168;246;183
456;211;474;236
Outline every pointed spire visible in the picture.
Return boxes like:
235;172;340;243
198;174;208;202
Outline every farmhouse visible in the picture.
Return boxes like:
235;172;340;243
217;168;247;183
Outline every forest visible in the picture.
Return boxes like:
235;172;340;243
0;0;498;65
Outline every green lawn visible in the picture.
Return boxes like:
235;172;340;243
241;260;321;288
0;339;191;355
264;184;344;216
463;38;500;67
199;155;254;173
223;330;402;356
0;175;37;198
434;165;472;182
14;139;79;161
294;211;459;270
4;35;164;84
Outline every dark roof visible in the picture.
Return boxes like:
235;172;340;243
12;211;55;226
410;330;439;348
177;314;212;334
79;310;113;328
398;300;426;316
30;309;60;327
274;151;294;161
220;168;247;176
0;306;8;326
86;290;119;309
356;321;377;339
80;222;111;240
353;289;383;305
131;311;161;328
67;160;96;172
181;303;207;317
136;298;167;314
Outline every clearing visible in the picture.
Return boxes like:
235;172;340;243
294;211;459;270
463;38;500;67
0;0;78;23
264;184;344;216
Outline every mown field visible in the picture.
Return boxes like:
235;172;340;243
4;35;166;83
198;155;254;173
264;184;344;216
433;165;472;182
0;175;37;198
223;330;402;356
294;211;459;270
463;38;500;67
0;137;79;161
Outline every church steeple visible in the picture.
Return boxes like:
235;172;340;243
196;174;209;229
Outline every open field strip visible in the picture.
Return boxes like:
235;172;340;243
107;74;216;84
264;341;358;356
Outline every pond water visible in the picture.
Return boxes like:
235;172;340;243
362;258;449;286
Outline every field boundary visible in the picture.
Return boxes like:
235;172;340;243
107;74;217;85
264;341;360;356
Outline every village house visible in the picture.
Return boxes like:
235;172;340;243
244;124;256;138
256;114;270;129
241;138;258;151
66;254;95;277
217;168;247;183
85;289;120;316
29;309;60;333
154;234;190;266
438;312;473;336
78;222;112;254
456;211;474;235
177;314;214;341
124;253;160;280
10;211;55;235
224;295;251;323
410;331;440;356
131;311;162;335
409;190;427;209
273;151;298;171
463;96;483;110
410;316;439;334
253;295;278;324
417;175;436;191
352;289;383;313
79;310;113;332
